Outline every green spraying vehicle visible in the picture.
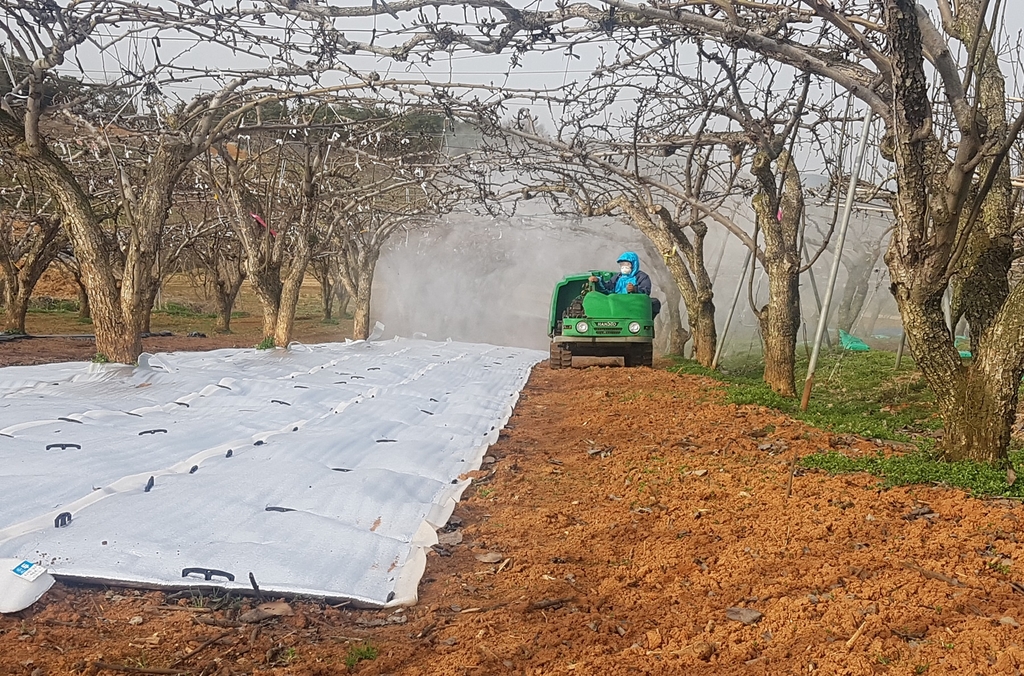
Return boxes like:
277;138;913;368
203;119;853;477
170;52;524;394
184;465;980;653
548;271;655;369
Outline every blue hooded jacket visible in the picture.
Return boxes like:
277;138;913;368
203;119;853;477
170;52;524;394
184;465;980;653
598;252;652;295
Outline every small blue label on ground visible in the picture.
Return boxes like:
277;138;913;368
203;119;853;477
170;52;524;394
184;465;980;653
11;560;45;581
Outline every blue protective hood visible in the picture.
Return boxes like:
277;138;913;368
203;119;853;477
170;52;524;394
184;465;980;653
614;252;640;293
617;252;640;273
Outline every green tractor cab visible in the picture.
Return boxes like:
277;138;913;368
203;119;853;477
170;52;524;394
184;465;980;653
548;271;654;368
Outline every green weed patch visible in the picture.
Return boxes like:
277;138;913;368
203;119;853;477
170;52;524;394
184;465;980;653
802;449;1024;498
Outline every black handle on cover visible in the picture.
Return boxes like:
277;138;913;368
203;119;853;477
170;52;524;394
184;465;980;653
181;567;235;582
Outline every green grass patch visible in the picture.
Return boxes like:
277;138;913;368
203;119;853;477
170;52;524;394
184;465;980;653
668;348;1024;496
670;349;938;442
27;297;80;313
344;643;379;669
801;449;1024;497
158;302;215;319
255;336;276;350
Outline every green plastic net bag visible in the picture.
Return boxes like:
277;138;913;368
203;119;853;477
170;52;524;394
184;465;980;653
838;329;870;352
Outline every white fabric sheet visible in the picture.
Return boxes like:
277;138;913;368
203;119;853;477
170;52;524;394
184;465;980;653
0;339;542;607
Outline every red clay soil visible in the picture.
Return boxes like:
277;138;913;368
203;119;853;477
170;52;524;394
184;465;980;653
3;363;1024;676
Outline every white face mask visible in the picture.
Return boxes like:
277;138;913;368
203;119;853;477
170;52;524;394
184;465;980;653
620;264;632;275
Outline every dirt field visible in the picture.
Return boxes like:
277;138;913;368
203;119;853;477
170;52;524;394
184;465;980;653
3;355;1024;675
2;274;352;367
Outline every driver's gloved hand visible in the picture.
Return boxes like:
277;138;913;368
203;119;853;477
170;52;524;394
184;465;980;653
626;283;636;292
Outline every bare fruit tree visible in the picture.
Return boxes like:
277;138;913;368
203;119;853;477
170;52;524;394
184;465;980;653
652;49;821;396
0;0;345;362
199;103;458;344
0;158;62;333
201;129;328;348
459;62;836;392
463;101;740;369
294;0;1024;462
325;112;462;340
182;206;247;334
307;254;347;324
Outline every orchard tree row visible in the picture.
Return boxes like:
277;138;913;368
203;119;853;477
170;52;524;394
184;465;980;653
3;0;1024;466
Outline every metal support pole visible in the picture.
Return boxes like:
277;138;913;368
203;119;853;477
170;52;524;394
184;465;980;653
711;248;753;370
800;107;874;410
895;331;906;370
801;239;832;351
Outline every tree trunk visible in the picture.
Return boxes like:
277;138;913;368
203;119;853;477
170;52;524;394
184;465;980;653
213;291;233;333
2;285;30;333
350;265;376;340
54;202;134;361
837;253;875;334
248;268;283;340
212;270;244;334
891;278;1024;463
641;239;689;356
751;151;803;397
941;357;1021;464
860;293;885;337
76;280;90;320
140;280;160;334
3;105;192;364
335;285;350;318
689;292;717;367
663;286;690;355
120;142;188;353
352;290;372;340
759;263;801;397
946;1;1014;358
271;212;313;346
0;215;61;334
308;258;335;322
879;0;1024;464
91;284;142;363
321;274;334;322
273;261;311;347
225;181;284;342
610;197;717;366
274;274;303;347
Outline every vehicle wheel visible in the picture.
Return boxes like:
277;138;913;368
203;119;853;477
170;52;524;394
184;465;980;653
549;342;572;369
627;344;653;368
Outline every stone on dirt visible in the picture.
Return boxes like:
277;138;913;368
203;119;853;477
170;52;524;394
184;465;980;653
725;607;763;625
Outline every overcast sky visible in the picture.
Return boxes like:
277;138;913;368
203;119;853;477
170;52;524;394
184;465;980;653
7;0;1022;183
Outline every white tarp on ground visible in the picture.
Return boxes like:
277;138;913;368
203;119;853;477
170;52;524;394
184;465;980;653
0;338;543;607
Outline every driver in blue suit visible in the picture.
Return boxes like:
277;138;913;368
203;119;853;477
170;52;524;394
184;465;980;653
589;252;661;316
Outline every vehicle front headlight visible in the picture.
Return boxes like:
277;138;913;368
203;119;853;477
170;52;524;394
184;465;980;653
575;321;590;333
628;321;641;334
